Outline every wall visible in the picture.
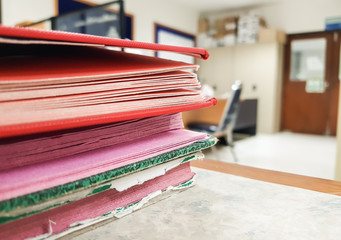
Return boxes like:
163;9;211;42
125;0;199;56
233;43;283;133
197;43;283;134
255;0;341;34
2;0;55;26
201;0;341;34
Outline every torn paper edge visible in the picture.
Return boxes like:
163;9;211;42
5;152;203;219
29;175;196;240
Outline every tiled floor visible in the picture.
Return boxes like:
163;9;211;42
203;132;337;180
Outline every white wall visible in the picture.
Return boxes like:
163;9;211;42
202;0;341;34
198;43;283;134
2;0;55;26
256;0;341;33
233;43;283;133
125;0;199;55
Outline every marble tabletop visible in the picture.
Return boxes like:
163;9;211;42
68;167;341;240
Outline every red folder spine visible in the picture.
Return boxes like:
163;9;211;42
0;25;209;59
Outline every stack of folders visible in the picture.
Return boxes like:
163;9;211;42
0;25;217;239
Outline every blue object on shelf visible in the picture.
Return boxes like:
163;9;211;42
325;16;341;30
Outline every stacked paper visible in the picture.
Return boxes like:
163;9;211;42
0;25;216;239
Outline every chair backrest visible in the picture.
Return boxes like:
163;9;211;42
216;80;242;132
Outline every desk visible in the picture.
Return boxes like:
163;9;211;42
70;159;341;240
192;159;341;196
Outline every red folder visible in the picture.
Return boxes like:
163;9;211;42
0;25;209;59
0;25;216;138
0;99;216;138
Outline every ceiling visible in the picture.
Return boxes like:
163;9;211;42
171;0;283;13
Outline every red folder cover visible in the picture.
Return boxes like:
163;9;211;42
0;25;209;59
0;99;216;138
0;26;216;138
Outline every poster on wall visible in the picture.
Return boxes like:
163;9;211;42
56;0;133;39
155;23;196;64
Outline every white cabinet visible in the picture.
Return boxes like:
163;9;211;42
197;43;284;133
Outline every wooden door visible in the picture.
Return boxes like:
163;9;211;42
281;32;340;135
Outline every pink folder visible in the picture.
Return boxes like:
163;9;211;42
0;113;183;170
0;129;206;201
0;162;195;240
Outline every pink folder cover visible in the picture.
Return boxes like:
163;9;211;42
0;162;194;240
0;129;206;201
0;113;183;170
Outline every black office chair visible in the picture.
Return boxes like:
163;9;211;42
188;80;242;162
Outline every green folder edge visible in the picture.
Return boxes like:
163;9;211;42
0;135;216;224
